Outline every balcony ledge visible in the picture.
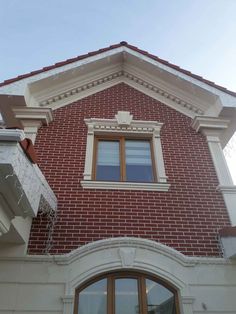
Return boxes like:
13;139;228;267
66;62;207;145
0;129;57;237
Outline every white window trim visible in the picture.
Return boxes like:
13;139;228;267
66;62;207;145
81;111;169;191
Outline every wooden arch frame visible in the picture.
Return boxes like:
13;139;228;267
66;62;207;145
74;270;180;314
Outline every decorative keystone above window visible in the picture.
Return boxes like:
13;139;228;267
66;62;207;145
81;111;169;191
115;111;133;126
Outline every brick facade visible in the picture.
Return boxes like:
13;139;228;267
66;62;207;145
28;83;231;256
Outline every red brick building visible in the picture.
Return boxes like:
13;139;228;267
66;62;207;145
0;42;236;314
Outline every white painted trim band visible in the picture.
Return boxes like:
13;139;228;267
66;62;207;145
81;180;170;191
217;185;236;194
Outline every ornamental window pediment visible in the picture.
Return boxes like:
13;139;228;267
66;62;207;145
81;111;169;191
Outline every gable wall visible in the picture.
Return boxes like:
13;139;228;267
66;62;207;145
28;83;231;256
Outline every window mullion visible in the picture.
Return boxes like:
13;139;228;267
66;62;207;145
139;276;147;314
92;137;98;180
120;137;126;181
150;139;157;182
107;276;114;314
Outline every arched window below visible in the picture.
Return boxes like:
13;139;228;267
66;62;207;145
74;272;179;314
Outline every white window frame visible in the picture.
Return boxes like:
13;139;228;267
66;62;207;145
81;111;170;191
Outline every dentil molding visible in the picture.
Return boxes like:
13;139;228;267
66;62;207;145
39;70;204;116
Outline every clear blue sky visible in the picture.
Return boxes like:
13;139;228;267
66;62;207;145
1;0;236;90
0;0;236;181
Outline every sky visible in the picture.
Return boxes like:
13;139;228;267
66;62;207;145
0;0;236;182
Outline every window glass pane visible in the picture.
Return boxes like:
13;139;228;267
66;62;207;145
96;141;120;181
78;279;107;314
125;140;154;182
146;279;175;314
115;278;140;314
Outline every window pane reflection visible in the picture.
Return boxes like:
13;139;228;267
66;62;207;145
115;278;139;314
96;141;120;181
146;279;175;314
78;279;107;314
125;140;154;182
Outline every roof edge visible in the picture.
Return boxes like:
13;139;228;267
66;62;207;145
0;41;236;98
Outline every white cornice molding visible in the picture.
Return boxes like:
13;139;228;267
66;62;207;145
123;47;236;108
122;65;206;114
122;71;203;115
37;70;204;117
191;116;230;132
1;46;235;109
1;45;235;109
191;116;230;134
39;70;123;107
12;107;53;126
85;115;163;135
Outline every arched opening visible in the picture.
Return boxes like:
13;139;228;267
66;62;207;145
74;271;179;314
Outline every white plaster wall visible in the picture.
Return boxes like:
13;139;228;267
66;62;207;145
0;238;235;314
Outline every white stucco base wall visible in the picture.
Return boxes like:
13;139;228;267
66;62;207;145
0;237;236;314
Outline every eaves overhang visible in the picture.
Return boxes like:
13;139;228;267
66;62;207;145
1;41;236;96
24;47;236;114
0;43;235;145
21;48;236;146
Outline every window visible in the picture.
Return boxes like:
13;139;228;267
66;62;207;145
74;272;179;314
0;111;5;127
94;138;155;182
81;111;170;191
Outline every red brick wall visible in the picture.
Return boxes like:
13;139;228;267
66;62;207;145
28;83;231;256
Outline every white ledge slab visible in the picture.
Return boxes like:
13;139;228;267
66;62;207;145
81;180;170;191
0;129;25;142
0;141;57;236
217;185;236;194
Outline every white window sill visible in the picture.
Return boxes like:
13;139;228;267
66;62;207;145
80;180;170;191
